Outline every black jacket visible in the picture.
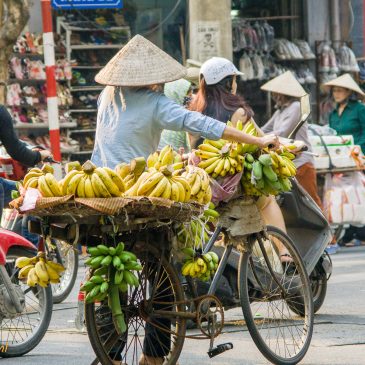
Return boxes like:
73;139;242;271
0;105;41;166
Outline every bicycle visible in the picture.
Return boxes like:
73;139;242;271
79;198;314;365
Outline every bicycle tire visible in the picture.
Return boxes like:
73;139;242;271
85;242;186;365
0;247;53;358
239;226;314;365
51;240;79;304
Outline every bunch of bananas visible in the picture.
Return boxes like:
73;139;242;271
181;248;219;282
241;148;297;196
180;165;212;204
82;242;141;302
15;252;65;287
80;242;142;334
116;157;147;190
176;203;219;250
60;160;126;198
147;145;185;171
22;165;57;194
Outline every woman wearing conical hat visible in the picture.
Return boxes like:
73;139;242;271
324;74;365;248
261;71;323;209
324;73;365;153
92;35;278;169
91;34;278;365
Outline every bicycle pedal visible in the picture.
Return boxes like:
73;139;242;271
207;342;233;358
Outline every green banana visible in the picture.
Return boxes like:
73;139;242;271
118;282;128;293
101;255;113;266
80;281;95;292
115;242;125;255
113;256;122;268
97;244;110;255
114;270;124;285
108;247;116;256
100;281;109;294
93;266;108;276
88;247;102;257
245;153;254;163
252;161;263;180
90;275;104;284
90;256;105;269
263;165;278;182
258;154;272;166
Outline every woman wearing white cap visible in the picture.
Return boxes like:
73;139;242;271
261;71;322;209
189;57;295;260
91;35;278;365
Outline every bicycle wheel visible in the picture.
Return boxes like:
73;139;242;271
239;226;313;365
50;240;79;304
0;247;53;358
85;241;186;365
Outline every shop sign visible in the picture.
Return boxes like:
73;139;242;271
192;21;221;63
51;0;123;10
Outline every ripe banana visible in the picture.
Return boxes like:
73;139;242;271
38;175;55;197
94;168;121;197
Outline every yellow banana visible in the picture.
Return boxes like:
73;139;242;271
23;172;43;187
66;172;84;196
115;163;131;179
84;176;95;198
191;174;202;196
27;268;39;287
46;261;65;273
229;167;236;175
213;158;225;175
148;176;169;197
170;181;180;201
35;260;49;282
204;158;221;175
228;157;238;168
18;264;34;279
161;179;172;199
182;261;193;276
158;145;171;165
174;180;185;202
38;175;54;197
15;256;35;268
62;170;83;195
196;169;210;192
223;157;231;172
103;167;126;193
45;173;62;196
91;173;111;198
24;176;39;189
125;171;150;196
172;177;191;202
198;156;220;169
198;143;221;154
45;262;60;280
147;152;159;168
195;150;220;159
205;139;226;149
137;171;164;196
161;146;174;166
76;174;86;197
94;168;121;197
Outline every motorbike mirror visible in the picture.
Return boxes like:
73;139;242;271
300;93;311;122
288;94;311;139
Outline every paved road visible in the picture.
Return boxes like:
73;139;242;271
2;246;365;365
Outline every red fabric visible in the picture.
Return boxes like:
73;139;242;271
49;129;61;161
296;163;323;210
41;1;53;33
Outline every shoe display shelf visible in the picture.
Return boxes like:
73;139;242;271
57;17;131;163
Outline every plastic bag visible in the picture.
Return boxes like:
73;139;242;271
323;172;365;224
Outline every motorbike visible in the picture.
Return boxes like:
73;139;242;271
0;228;53;357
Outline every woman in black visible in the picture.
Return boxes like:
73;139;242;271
0;105;51;216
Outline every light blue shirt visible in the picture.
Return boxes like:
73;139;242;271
91;88;226;168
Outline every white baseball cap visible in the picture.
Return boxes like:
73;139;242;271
200;57;244;85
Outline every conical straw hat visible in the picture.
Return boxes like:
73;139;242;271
324;73;364;96
95;34;187;86
260;71;307;98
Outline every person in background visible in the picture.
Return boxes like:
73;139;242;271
325;73;365;249
188;57;296;262
158;78;192;152
0;105;51;218
261;71;323;209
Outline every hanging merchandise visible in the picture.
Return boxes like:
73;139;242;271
293;40;315;59
274;39;304;60
337;44;360;73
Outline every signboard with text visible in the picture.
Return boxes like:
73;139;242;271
52;0;123;10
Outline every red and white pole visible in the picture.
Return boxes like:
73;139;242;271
41;0;61;163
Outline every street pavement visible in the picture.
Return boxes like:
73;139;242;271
2;246;365;365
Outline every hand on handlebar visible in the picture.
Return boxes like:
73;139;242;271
285;140;306;154
38;149;53;161
257;134;279;149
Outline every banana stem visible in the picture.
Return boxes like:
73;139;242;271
109;267;127;335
